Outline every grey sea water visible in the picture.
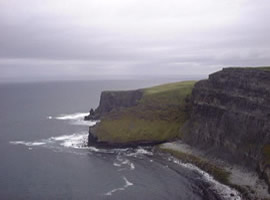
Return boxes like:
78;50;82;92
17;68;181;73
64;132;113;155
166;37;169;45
0;80;241;200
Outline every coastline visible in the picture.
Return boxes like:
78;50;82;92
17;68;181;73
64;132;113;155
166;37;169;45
84;67;270;199
87;129;269;199
158;140;270;200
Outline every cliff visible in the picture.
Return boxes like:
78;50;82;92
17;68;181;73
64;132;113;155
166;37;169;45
85;90;143;120
87;81;195;147
85;67;270;196
182;67;270;183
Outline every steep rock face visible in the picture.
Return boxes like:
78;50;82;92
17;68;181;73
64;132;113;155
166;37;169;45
96;90;143;115
85;90;143;120
182;68;270;172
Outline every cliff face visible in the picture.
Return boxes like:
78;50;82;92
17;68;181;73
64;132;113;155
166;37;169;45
85;90;143;120
182;68;270;173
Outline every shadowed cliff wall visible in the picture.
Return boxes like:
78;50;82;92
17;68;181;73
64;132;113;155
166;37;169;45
182;68;270;173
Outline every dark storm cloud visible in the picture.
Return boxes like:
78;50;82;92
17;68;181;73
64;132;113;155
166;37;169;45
0;0;270;82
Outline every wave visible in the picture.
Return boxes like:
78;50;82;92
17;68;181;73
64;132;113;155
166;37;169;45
113;155;135;170
10;129;154;173
54;112;89;120
104;176;133;196
110;147;155;171
10;132;89;150
126;147;153;157
169;157;242;200
9;131;137;156
9;141;46;146
47;112;99;126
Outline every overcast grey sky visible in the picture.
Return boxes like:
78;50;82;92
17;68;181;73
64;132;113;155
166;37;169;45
0;0;270;82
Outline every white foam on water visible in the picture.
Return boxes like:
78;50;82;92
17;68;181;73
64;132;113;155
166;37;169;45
59;134;87;148
51;134;75;141
9;141;46;146
86;147;130;154
123;176;133;186
10;132;90;150
130;163;135;170
88;146;101;152
31;142;46;146
48;112;99;127
104;176;133;196
170;157;242;200
54;112;89;120
125;147;153;157
12;112;98;151
113;162;121;167
71;120;98;126
114;155;135;170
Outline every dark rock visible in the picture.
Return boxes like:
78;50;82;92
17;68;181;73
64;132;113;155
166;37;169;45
84;108;97;120
182;67;270;183
89;108;95;116
84;90;143;120
87;126;98;145
95;90;143;116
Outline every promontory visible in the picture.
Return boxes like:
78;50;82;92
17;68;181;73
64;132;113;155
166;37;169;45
85;67;270;199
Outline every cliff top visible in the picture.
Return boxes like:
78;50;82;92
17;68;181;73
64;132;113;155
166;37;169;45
224;66;270;71
91;81;196;143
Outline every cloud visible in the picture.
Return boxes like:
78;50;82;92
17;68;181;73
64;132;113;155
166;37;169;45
0;0;270;82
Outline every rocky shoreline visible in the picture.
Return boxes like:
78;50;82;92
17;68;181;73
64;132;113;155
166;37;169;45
84;67;270;199
159;140;270;200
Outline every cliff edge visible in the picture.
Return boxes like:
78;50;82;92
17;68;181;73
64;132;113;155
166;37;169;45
85;90;143;120
182;67;270;185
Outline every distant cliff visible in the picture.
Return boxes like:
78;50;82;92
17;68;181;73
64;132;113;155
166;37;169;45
86;81;195;147
85;90;143;120
182;68;270;182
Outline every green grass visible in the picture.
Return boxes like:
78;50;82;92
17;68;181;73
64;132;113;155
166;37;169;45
159;147;231;184
94;81;196;143
96;119;180;143
255;66;270;71
143;81;195;95
240;66;270;71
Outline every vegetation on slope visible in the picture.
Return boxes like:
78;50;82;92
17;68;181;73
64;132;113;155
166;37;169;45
255;66;270;71
94;81;195;143
242;66;270;71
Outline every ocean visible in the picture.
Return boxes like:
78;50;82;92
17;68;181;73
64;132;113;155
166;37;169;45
0;80;241;200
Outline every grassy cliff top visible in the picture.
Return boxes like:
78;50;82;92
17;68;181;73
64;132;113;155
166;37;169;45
93;81;196;144
226;66;270;71
143;81;195;95
254;66;270;71
140;81;195;107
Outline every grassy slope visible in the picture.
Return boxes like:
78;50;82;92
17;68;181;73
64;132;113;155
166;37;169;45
242;66;270;71
256;66;270;71
94;81;195;143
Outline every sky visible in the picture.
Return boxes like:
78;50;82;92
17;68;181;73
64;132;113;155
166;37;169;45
0;0;270;82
